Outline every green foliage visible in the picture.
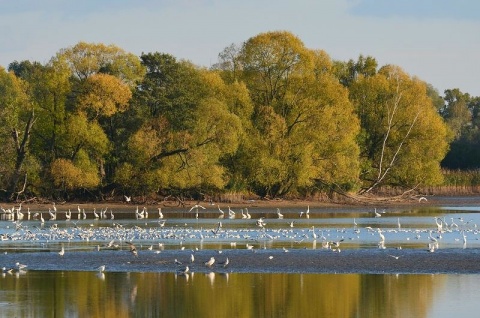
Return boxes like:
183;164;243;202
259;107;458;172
350;65;449;192
0;35;472;200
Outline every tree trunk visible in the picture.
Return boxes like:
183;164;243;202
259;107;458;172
8;110;36;201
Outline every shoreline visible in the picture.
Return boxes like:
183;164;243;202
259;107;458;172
3;194;480;212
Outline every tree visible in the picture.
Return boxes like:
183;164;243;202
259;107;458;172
333;55;378;87
441;88;471;138
57;41;145;86
350;65;449;193
224;31;360;197
116;54;243;195
0;67;38;201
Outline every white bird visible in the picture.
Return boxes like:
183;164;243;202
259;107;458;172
177;266;189;274
97;265;106;273
16;262;27;270
256;217;266;228
228;206;236;219
204;256;215;267
378;229;385;242
277;208;284;219
241;209;247;219
190;254;195;263
93;208;99;219
217;257;229;267
48;208;56;221
124;195;131;203
59;245;65;257
158;208;164;219
189;204;205;219
245;208;251;219
374;208;382;218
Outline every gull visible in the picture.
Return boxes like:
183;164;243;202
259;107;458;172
189;204;206;212
16;262;27;270
106;239;118;248
177;266;189;275
126;242;138;257
256;217;266;228
204;257;215;267
217;257;229;268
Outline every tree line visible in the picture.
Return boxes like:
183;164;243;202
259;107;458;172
0;31;476;202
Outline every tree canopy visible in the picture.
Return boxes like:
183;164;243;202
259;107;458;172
0;31;464;202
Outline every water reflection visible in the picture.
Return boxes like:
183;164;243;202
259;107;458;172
2;270;480;317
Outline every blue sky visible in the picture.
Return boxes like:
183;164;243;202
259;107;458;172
1;0;479;96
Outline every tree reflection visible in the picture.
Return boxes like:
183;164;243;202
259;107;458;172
0;271;444;317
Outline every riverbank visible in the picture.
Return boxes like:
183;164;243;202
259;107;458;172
4;193;480;213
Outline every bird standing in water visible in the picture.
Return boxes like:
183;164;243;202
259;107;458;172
126;242;138;257
204;256;215;267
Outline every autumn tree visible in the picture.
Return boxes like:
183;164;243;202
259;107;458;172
221;31;360;197
43;42;141;196
0;67;38;201
350;65;449;193
115;53;243;196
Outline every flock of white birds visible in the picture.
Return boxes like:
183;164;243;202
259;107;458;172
1;202;479;273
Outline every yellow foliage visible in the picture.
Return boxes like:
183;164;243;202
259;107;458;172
78;73;132;117
51;158;99;190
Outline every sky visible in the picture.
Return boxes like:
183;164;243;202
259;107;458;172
1;0;479;96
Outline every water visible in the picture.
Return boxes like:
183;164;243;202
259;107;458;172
2;200;480;316
1;271;479;317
